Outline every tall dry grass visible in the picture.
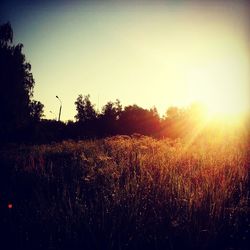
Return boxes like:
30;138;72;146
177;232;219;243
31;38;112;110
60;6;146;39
0;134;249;250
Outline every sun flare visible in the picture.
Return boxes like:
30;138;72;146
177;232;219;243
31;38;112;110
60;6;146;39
186;55;250;120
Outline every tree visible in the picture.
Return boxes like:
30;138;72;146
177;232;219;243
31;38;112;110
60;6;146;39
161;103;208;139
119;105;160;136
29;100;44;122
100;99;122;135
74;94;97;122
165;106;183;120
161;106;185;138
0;22;43;141
101;99;122;121
0;22;13;44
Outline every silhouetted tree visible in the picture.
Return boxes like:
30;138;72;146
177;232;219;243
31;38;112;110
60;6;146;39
165;106;183;120
0;22;43;142
148;106;161;135
73;94;98;138
119;105;160;136
29;100;44;122
160;103;208;139
74;94;97;122
0;22;13;44
100;99;122;135
102;99;122;120
161;106;186;138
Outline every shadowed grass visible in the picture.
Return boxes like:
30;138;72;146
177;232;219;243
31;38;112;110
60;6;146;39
0;135;249;250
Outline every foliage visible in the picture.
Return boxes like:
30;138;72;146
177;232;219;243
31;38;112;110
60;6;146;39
101;99;122;121
0;22;34;128
119;105;161;135
0;22;44;141
29;100;44;122
99;99;122;135
74;94;97;122
73;96;162;139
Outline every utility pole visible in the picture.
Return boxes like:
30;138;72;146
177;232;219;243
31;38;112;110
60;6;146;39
56;96;62;121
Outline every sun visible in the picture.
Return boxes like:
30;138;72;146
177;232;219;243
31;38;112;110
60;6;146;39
186;57;250;121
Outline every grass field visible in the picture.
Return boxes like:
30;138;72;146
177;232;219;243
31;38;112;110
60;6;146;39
0;134;249;250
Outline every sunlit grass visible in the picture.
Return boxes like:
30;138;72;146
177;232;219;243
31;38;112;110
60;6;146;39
0;133;249;249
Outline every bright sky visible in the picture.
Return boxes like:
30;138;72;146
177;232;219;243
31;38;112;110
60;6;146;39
1;0;250;121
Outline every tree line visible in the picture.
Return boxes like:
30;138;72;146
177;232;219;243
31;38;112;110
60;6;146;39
0;22;206;144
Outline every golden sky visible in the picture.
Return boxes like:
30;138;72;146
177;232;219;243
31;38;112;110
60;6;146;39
2;0;249;120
